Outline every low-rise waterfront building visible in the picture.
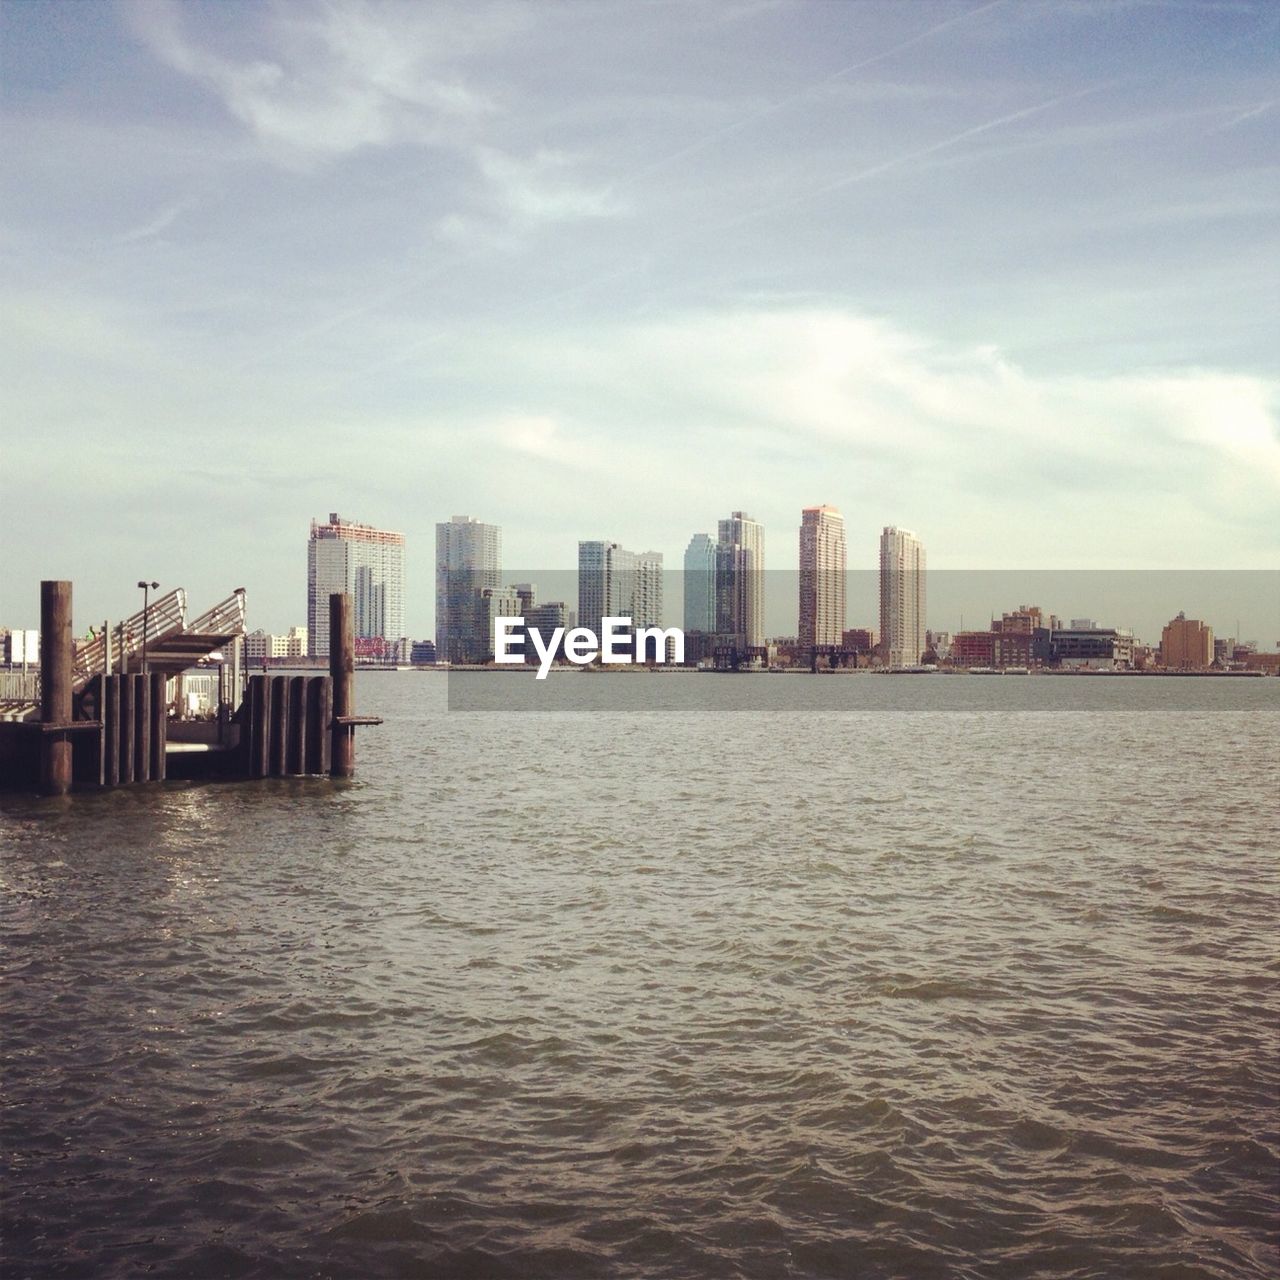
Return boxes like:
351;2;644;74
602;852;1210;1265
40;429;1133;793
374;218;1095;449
526;600;568;663
1242;650;1280;674
1051;627;1134;668
951;630;996;667
476;587;522;663
244;625;309;665
1159;613;1214;669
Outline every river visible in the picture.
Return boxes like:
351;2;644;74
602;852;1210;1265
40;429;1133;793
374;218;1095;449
3;674;1276;1278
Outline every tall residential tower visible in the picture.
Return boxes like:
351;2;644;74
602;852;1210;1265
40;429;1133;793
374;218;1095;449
307;513;405;658
436;516;501;663
879;526;926;667
683;533;716;634
715;511;765;649
578;541;663;642
798;505;846;648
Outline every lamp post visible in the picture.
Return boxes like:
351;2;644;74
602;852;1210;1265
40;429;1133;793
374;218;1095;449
137;580;159;674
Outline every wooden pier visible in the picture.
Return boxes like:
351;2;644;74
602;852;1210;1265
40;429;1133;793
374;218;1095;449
0;581;381;795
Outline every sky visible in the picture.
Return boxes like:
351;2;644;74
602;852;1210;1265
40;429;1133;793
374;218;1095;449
2;0;1277;641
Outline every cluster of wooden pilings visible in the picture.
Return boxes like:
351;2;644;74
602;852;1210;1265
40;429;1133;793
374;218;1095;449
242;674;333;777
79;672;169;786
5;582;378;796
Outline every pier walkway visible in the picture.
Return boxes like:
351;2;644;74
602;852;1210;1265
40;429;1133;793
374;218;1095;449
1;582;379;794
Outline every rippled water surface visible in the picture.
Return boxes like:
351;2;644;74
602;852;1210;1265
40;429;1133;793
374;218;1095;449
3;675;1277;1279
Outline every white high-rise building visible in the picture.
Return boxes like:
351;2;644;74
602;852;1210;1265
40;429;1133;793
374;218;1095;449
436;516;502;664
799;505;846;648
578;542;663;641
683;534;716;634
715;511;764;649
879;526;926;667
307;513;405;658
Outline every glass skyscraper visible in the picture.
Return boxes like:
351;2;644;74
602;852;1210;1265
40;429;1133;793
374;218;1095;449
683;533;716;634
715;511;765;649
436;516;502;664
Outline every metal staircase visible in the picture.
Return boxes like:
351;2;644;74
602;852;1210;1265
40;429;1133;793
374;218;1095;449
71;588;247;687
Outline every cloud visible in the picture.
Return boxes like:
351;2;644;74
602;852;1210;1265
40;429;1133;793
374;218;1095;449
112;197;193;245
122;0;620;243
474;147;620;224
1215;100;1274;131
495;413;611;472
126;0;493;163
459;307;1280;566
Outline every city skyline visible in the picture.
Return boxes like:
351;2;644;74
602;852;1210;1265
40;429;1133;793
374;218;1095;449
282;503;1269;652
3;501;1277;651
3;2;1276;643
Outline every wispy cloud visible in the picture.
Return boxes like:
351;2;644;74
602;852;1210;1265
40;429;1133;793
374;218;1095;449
1214;99;1273;130
721;82;1111;228
464;306;1280;565
474;147;621;225
112;197;193;245
602;0;1007;193
123;0;617;237
125;0;493;163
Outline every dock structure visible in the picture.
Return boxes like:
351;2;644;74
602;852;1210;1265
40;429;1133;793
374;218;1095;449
0;581;381;795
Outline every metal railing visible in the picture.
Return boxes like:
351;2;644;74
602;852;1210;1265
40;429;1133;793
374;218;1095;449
0;668;41;718
0;669;40;700
72;588;188;687
187;588;247;638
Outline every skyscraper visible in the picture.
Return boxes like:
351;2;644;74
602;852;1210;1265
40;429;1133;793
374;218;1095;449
683;534;716;634
436;516;501;663
578;541;663;641
879;526;926;667
715;511;764;649
307;512;405;658
799;505;846;648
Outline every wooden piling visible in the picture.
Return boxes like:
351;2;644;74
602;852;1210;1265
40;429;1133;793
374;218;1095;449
248;674;270;779
269;675;288;778
306;675;331;775
149;671;166;781
88;674;106;788
287;676;306;775
119;674;135;785
330;593;355;778
135;673;151;782
39;581;74;795
105;674;121;787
